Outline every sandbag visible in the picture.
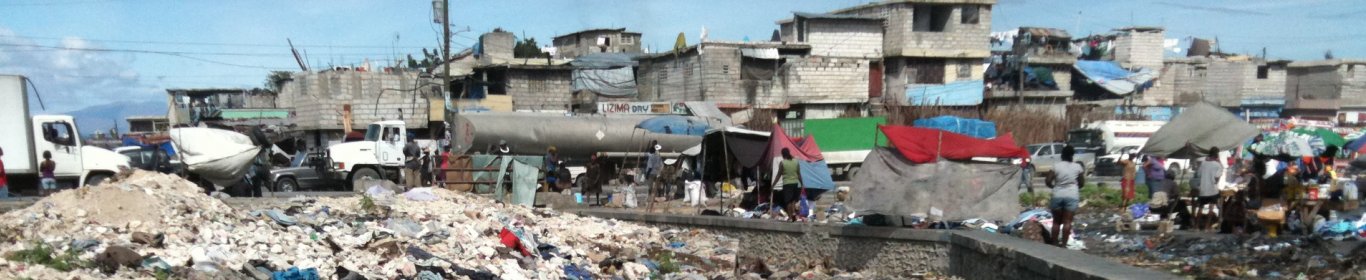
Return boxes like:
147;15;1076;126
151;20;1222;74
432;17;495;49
170;127;262;187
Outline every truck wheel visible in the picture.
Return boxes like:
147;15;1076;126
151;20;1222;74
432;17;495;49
85;174;111;187
275;177;298;193
351;168;381;191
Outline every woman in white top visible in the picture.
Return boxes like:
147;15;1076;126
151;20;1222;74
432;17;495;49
1045;145;1085;247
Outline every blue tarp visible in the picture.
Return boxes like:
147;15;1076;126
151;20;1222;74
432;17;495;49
1073;60;1157;95
800;160;835;190
636;116;709;136
913;116;997;139
120;137;177;157
906;80;985;106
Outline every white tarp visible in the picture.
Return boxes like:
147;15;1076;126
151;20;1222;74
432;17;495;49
170;127;261;187
851;148;1023;221
739;48;779;59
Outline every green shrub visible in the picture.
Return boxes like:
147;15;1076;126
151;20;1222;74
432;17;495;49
5;241;88;272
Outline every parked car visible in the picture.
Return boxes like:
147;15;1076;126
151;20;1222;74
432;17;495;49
270;153;338;192
114;146;182;175
1019;143;1096;176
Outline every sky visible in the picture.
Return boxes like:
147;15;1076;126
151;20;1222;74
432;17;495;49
1;0;1363;113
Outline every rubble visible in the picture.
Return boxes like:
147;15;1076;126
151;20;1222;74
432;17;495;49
0;171;739;279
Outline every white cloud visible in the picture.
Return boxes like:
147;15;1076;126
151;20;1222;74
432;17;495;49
0;27;160;113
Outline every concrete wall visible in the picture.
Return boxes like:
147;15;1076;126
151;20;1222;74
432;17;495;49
1112;29;1164;71
834;2;992;58
576;210;1179;280
480;31;515;62
552;30;643;59
504;68;573;111
277;71;433;130
882;57;985;105
1286;65;1344;105
804;19;884;58
636;43;870;108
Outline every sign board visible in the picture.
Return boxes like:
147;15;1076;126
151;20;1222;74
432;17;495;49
597;102;688;115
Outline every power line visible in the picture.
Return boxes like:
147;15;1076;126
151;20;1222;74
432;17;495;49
0;42;295;69
0;0;128;7
0;34;436;49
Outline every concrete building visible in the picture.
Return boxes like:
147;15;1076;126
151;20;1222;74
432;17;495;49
829;0;995;107
1284;59;1366;120
551;28;643;59
471;61;575;112
275;69;438;146
166;88;284;126
126;116;169;134
634;41;873;119
777;12;884;58
478;29;516;63
983;27;1074;118
1148;56;1288;115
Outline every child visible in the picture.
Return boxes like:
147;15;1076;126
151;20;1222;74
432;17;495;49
40;151;57;196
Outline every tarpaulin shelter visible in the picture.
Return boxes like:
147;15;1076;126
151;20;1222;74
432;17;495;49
571;53;639;97
878;125;1028;164
912;116;997;139
1140;102;1261;159
699;127;770;182
851;147;1023;221
762;125;835;191
1291;127;1346;148
1073;60;1157;95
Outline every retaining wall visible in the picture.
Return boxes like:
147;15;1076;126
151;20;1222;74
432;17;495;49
577;209;1178;280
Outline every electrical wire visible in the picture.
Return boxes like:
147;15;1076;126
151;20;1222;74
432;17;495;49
0;42;296;69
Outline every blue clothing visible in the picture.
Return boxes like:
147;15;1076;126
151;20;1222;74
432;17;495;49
1050;197;1079;212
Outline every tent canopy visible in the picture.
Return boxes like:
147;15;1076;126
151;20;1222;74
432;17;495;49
699;127;771;182
763;124;834;190
1291;127;1346;148
1140;102;1261;158
851;147;1022;221
879;125;1028;164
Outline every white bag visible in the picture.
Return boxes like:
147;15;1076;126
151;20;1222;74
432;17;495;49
170;127;261;187
683;180;706;207
621;184;638;208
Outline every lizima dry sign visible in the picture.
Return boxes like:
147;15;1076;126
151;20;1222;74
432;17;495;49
597;102;688;115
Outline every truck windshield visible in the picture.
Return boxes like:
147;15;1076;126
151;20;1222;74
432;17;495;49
364;124;381;141
1066;130;1100;148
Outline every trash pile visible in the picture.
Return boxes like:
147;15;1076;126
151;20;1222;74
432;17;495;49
0;171;739;279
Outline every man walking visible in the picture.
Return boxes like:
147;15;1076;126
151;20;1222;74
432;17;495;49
1194;148;1225;232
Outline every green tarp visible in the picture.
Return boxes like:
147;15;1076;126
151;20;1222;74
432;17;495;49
803;117;887;152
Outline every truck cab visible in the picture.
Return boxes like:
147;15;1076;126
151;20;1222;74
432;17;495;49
327;121;407;187
30;115;129;187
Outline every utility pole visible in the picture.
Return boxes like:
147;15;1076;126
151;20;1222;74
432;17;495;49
435;0;454;152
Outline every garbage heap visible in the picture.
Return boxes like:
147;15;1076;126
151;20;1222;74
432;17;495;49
0;171;739;279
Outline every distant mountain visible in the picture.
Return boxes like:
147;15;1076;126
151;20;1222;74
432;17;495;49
58;101;167;136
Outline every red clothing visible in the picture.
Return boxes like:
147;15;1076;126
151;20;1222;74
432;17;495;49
1121;178;1136;200
0;158;7;186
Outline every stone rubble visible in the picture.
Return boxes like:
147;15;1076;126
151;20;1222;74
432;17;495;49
0;171;740;279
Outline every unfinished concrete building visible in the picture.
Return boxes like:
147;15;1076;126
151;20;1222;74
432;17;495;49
551;28;643;59
830;0;994;108
1147;57;1289;119
1284;59;1366;121
166;88;284;126
983;27;1073;118
471;62;575;112
275;69;438;146
634;41;873;122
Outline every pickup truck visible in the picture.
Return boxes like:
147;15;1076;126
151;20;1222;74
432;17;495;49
1022;143;1096;175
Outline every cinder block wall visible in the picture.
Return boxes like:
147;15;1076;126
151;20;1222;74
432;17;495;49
835;3;992;58
506;69;573;111
806;20;884;58
279;71;432;130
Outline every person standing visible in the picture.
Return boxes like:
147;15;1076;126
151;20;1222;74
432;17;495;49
544;146;559;192
1045;145;1084;247
420;147;433;186
1120;154;1138;209
646;142;663;198
1143;155;1167;198
403;135;421;189
773;148;804;221
40;151;57;196
0;147;8;198
1194;148;1225;232
438;146;452;187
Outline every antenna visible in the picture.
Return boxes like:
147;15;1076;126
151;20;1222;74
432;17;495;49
288;38;308;71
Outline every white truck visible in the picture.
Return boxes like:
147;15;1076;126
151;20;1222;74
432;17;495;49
1069;120;1190;176
0;75;130;191
326;120;409;186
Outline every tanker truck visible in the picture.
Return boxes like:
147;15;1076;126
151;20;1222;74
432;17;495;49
448;102;731;183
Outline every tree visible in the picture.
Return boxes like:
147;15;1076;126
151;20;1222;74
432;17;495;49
264;71;292;93
407;54;419;69
514;37;547;58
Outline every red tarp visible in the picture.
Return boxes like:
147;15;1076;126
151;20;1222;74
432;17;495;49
767;124;824;162
879;125;1029;164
